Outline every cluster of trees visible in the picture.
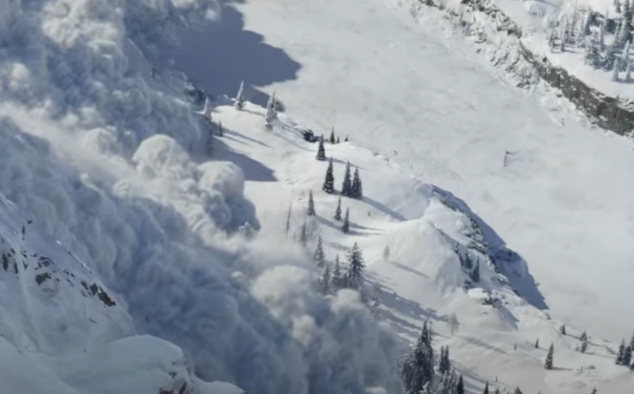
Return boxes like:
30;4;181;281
549;3;634;82
318;242;366;293
320;154;363;199
615;332;634;368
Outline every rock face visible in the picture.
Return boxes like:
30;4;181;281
426;0;634;135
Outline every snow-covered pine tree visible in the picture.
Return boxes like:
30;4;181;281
544;343;554;370
401;323;435;394
332;254;342;289
320;263;331;294
612;57;621;80
630;331;634;349
300;221;308;247
535;339;540;348
580;336;588;353
329;127;336;144
626;50;633;80
265;93;277;130
448;313;460;335
580;330;588;341
204;96;213;121
622;344;633;366
591;387;597;394
314;235;325;266
469;260;480;282
346;242;365;288
308;191;316;216
342;208;350;233
494;387;501;394
206;123;214;156
345;135;349;142
620;20;631;47
560;324;566;335
600;20;607;49
616;339;626;364
285;203;292;237
514;387;523;394
336;136;340;144
560;34;566;52
383;245;390;261
439;346;452;374
483;382;489;394
323;158;335;194
341;161;352;197
316;136;326;161
217;121;224;137
351;167;363;199
617;0;622;14
456;375;465;394
235;81;246;110
334;196;342;220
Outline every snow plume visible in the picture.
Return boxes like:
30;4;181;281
0;2;404;393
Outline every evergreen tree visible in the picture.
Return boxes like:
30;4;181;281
560;324;566;335
483;382;489;394
599;20;607;48
469;260;480;282
285;203;292;237
346;242;365;288
217;121;224;137
342;208;350;233
307;191;316;216
456;375;465;394
626;55;633;81
383;245;390;261
630;331;634;349
514;388;523;394
314;235;325;266
623;345;632;366
590;388;597;394
401;323;435;394
265;93;277;130
544;343;554;370
316;136;326;161
235;81;246;110
494;388;501;394
580;336;588;353
334;196;342;220
336;136;340;144
341;161;352;197
323;158;335;194
299;221;307;247
616;339;626;364
329;127;336;144
351;167;363;199
320;263;331;293
612;59;621;81
204;96;213;121
580;331;588;342
206;124;214;156
345;135;349;142
332;255;342;289
535;339;540;349
439;346;452;374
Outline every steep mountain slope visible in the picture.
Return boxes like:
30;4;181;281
179;0;634;345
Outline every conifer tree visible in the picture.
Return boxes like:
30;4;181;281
329;127;336;144
347;242;365;288
217;121;224;137
320;263;331;294
341;161;352;197
630;331;634;349
342;208;350;234
323;158;335;193
206;124;214;155
544;344;554;370
285;203;292;237
307;191;316;216
470;260;480;282
402;322;435;394
336;136;340;144
494;387;501;394
439;346;452;374
560;324;566;335
334;196;342;221
316;136;326;161
345;135;349;142
623;345;633;366
314;235;325;266
265;93;277;130
483;382;489;394
351;167;363;199
580;331;588;342
456;375;465;394
616;339;626;364
299;221;307;247
514;388;523;394
535;339;540;349
580;336;588;353
235;81;246;110
626;56;633;81
612;59;621;81
383;245;390;261
599;21;607;48
332;255;342;289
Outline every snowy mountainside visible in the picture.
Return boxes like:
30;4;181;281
212;97;631;394
0;193;241;394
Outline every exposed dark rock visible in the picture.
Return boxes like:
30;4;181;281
35;272;52;285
